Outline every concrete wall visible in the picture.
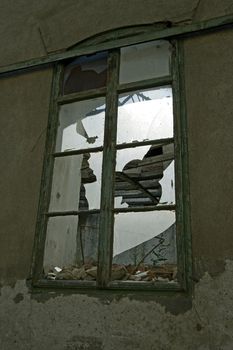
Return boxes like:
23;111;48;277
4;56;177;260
0;1;233;349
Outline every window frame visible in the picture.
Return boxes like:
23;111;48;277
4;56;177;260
31;36;192;293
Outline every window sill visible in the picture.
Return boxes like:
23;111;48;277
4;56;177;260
33;278;182;292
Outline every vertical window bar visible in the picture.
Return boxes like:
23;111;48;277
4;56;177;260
32;63;63;283
171;39;192;292
97;50;120;287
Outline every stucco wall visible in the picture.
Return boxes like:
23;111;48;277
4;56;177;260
184;29;233;279
1;261;233;349
0;0;233;67
0;68;53;283
0;1;233;349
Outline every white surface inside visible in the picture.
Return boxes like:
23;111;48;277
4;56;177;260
56;97;105;152
44;216;79;272
113;211;175;256
117;87;173;144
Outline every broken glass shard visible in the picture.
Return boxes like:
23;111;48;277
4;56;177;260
114;144;175;208
63;51;107;94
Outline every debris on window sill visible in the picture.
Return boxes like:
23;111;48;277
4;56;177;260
45;263;177;283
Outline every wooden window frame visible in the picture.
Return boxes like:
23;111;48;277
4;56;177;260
31;34;192;293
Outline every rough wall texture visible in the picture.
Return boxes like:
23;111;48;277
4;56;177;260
0;1;233;349
184;29;233;279
0;0;233;66
0;261;233;349
0;68;53;283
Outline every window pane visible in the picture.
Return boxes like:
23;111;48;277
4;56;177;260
49;152;102;212
112;211;177;282
63;52;107;94
43;214;99;281
56;98;105;152
117;87;173;145
114;144;175;208
119;40;171;84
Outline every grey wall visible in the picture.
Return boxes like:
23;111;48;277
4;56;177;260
0;1;233;349
184;30;233;278
0;69;53;283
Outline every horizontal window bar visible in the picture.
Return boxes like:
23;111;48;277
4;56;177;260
114;204;175;213
108;280;181;291
46;205;175;217
53;146;103;158
53;138;174;157
57;87;107;105
46;209;101;217
116;137;174;150
117;76;172;94
34;279;182;291
35;279;97;289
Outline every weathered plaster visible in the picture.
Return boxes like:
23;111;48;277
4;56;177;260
0;68;53;284
38;0;199;53
1;261;233;350
194;0;233;21
184;29;233;278
0;4;233;349
3;0;233;67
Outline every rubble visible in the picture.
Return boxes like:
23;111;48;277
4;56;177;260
45;263;177;283
111;265;127;280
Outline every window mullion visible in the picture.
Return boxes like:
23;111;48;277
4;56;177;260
32;63;63;283
97;49;120;288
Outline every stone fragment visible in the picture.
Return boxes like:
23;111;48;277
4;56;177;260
72;267;87;280
86;266;97;278
111;265;127;280
56;269;75;280
47;272;56;280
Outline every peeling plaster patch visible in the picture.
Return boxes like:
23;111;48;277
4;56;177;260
193;257;226;280
0;262;233;349
13;293;24;304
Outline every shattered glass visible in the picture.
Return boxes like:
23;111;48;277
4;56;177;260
63;52;107;94
114;144;175;208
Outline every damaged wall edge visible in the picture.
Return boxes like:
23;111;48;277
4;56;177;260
0;14;232;77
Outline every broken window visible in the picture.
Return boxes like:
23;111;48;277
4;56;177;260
35;38;187;290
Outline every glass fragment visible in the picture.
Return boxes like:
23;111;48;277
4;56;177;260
63;52;107;94
114;144;175;208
